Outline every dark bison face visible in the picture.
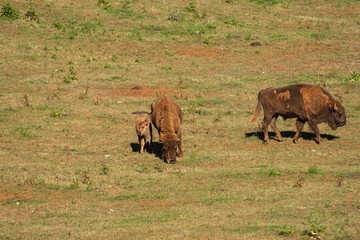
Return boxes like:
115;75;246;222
328;101;346;130
160;140;178;164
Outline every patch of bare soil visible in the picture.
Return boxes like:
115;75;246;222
176;44;219;57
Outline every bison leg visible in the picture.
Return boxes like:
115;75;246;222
139;136;145;153
293;119;305;144
262;115;273;143
149;124;153;153
176;129;184;158
177;140;184;159
307;120;323;144
269;116;282;141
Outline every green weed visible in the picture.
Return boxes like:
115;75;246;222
303;212;326;238
346;71;360;83
63;66;78;83
25;8;39;22
0;3;20;20
305;165;324;175
23;174;46;186
51;110;62;118
269;168;281;176
54;21;64;30
278;225;294;236
101;163;110;176
186;0;197;13
69;176;79;189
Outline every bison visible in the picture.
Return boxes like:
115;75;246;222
250;84;346;144
135;116;153;154
151;95;184;163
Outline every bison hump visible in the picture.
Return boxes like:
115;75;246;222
300;86;329;118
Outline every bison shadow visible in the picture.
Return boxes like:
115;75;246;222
130;142;162;158
245;131;339;143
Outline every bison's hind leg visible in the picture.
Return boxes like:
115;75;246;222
269;116;282;141
262;114;274;143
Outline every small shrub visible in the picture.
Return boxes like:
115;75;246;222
186;0;197;13
63;67;78;83
224;17;239;25
305;165;323;175
23;174;46;186
97;0;108;6
25;8;39;22
101;163;109;175
168;11;183;21
70;176;79;189
279;225;294;236
54;21;64;30
269;168;281;176
1;3;20;20
51;110;62;118
346;71;360;83
303;213;326;238
133;57;142;63
293;176;305;188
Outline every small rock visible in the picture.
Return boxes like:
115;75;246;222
131;86;143;90
250;41;262;46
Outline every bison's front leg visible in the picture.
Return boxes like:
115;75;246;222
149;124;153;153
308;120;323;144
138;136;145;153
293;119;305;144
177;140;184;158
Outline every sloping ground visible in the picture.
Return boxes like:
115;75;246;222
0;0;360;239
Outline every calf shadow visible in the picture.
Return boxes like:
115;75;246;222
130;142;162;159
245;130;339;143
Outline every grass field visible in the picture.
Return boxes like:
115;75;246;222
1;0;360;239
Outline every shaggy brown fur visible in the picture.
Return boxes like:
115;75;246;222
135;116;152;154
251;84;346;144
151;95;184;163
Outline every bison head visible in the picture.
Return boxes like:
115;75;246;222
328;101;346;130
135;117;150;137
160;133;180;164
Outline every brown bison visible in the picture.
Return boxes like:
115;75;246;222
251;84;346;144
151;96;184;163
135;116;153;154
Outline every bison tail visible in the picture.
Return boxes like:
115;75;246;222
250;99;262;123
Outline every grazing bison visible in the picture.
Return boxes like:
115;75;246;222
250;84;346;144
151;95;184;163
135;116;153;153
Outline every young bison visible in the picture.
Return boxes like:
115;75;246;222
251;84;346;144
151;95;184;164
135;116;152;153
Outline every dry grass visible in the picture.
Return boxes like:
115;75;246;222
1;0;360;239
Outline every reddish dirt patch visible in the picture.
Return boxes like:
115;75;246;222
0;193;16;203
176;45;218;57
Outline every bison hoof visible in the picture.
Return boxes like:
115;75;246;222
293;139;299;144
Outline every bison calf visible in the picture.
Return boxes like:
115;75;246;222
251;84;346;144
151;96;184;164
135;116;153;153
